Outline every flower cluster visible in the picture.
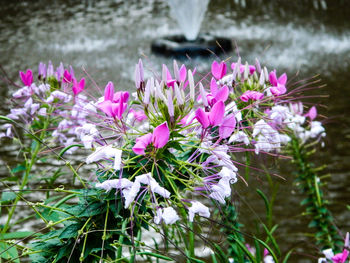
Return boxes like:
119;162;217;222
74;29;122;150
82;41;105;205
74;58;327;227
1;58;327;227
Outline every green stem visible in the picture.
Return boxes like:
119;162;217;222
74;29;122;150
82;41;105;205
188;222;195;258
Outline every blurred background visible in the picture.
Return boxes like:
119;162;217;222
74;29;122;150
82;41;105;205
0;0;349;261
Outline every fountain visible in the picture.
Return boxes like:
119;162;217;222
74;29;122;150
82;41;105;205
151;0;232;58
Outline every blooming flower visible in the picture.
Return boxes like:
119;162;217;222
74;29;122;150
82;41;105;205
240;90;264;102
72;78;85;95
132;122;170;155
188;201;210;222
19;69;33;87
269;70;287;96
161;207;180;225
86;145;123;170
195;101;225;129
211;60;227;80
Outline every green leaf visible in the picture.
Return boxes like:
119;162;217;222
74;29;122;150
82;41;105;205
0;241;19;263
0;115;16;124
262;224;281;257
1;192;17;203
59;144;84;157
308;220;318;228
255;239;278;263
233;239;257;263
11;164;26;174
212;243;229;262
282;249;293;263
186;256;206;263
59;223;81;239
0;231;35;240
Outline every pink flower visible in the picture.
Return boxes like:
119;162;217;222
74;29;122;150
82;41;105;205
231;63;256;75
63;69;73;83
132;122;170;155
104;81;114;101
305;106;317;121
240;90;264;102
134;59;144;89
98;100;127;119
195;101;225;129
211;60;227;80
331;250;349;263
19;69;33;87
207;78;229;106
269;71;287;96
113;91;129;103
129;109;147;122
219;114;236;139
72;78;85;95
152;122;170;148
132;133;152;155
173;60;187;83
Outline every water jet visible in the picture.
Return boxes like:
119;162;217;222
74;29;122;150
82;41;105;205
151;0;232;58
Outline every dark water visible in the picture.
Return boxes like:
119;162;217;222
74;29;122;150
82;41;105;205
0;0;350;262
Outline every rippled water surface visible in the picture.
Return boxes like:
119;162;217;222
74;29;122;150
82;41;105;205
1;0;350;262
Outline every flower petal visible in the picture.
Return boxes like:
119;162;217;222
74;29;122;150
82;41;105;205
152;122;170;149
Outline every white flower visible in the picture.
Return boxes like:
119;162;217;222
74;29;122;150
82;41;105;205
264;255;275;263
37;108;47;116
228;131;250;145
188;201;210;222
96;178;133;192
86;146;123;171
322;248;334;259
135;173;170;198
218;167;237;183
310;121;326;138
161;207;180;225
225;101;242;122
154;208;162;224
318;258;328;263
122;182;141;208
209;177;232;204
81;134;94;149
46;91;72;103
13;85;32;98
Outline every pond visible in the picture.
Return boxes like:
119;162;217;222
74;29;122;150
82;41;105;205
0;0;349;262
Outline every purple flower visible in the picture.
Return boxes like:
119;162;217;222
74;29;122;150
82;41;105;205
129;109;147;122
38;62;46;80
19;69;33;87
55;62;64;80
